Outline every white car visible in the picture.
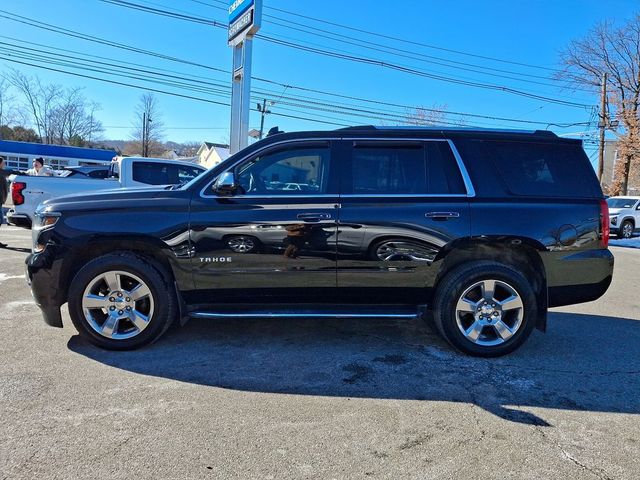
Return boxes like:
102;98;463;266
607;196;640;238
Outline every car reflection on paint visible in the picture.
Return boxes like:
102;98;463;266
217;222;448;263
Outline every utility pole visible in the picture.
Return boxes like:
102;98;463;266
142;112;152;157
597;72;607;182
257;98;272;139
142;112;147;157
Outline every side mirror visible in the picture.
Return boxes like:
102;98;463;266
213;171;237;196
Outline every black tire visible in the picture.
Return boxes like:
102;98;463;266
68;252;177;350
432;261;537;357
619;220;634;239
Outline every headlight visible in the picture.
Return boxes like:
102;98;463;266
34;211;61;229
610;216;618;226
32;211;61;253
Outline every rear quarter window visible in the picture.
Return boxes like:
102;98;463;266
455;139;600;198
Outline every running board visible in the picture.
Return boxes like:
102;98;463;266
188;304;421;320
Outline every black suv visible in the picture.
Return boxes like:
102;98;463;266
26;127;614;356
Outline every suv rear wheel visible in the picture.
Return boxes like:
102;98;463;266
68;252;177;350
432;261;537;357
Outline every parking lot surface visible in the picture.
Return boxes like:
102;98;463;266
0;225;639;479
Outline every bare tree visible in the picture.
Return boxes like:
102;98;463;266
557;16;640;195
5;70;103;145
49;88;104;146
0;79;21;127
7;70;62;143
130;93;165;157
404;104;452;126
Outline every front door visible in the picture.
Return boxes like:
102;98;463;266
188;141;339;304
335;139;471;303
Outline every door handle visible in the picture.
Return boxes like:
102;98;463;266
297;213;332;221
425;212;460;219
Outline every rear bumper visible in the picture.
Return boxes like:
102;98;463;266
25;252;64;328
7;210;32;229
542;249;614;308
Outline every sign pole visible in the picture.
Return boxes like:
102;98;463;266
228;0;262;155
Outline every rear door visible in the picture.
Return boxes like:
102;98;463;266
335;138;472;303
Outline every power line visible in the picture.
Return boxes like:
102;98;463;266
0;39;592;130
94;0;593;108
0;55;351;128
193;0;564;73
0;13;593;128
188;0;580;89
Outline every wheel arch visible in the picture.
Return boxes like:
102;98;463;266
60;235;179;303
431;236;548;331
620;216;635;227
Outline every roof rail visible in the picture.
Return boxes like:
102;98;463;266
336;125;559;136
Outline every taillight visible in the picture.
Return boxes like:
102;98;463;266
600;199;610;248
11;182;26;206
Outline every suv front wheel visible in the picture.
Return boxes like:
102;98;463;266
432;261;537;357
68;252;177;350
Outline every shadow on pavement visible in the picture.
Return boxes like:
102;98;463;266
68;311;640;425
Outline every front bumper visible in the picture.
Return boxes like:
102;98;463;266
26;252;65;328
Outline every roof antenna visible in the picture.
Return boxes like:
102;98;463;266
266;126;284;137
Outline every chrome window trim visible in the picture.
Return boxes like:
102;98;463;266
446;139;476;197
199;136;476;199
340;194;469;198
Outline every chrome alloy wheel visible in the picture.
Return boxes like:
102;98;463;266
227;236;255;253
622;222;634;239
81;270;155;340
455;279;524;347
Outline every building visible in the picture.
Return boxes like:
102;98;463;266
197;142;230;169
0;140;117;171
603;141;640;195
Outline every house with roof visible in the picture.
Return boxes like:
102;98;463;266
197;142;230;169
0;140;117;171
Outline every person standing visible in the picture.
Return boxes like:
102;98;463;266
26;157;54;176
0;156;21;248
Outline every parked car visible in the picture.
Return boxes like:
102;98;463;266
59;165;111;179
7;156;205;228
607;196;640;239
26;127;613;357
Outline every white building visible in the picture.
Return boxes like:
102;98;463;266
197;142;230;169
0;139;116;171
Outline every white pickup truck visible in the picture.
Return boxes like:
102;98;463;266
5;156;205;228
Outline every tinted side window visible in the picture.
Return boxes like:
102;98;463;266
176;165;203;183
88;170;110;179
132;162;171;185
237;146;330;195
478;140;598;197
349;142;466;195
352;145;426;194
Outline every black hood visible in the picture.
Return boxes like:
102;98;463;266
40;187;191;215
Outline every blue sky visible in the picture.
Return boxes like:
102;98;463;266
0;0;637;162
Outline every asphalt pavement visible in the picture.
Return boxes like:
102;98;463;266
0;225;638;479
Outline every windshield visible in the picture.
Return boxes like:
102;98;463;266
607;198;638;209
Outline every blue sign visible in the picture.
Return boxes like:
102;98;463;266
229;0;254;24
